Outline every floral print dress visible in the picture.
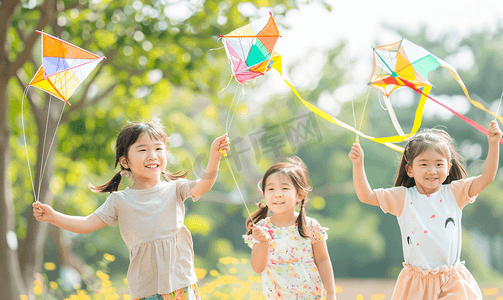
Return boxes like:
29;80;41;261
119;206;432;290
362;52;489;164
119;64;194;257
243;216;328;299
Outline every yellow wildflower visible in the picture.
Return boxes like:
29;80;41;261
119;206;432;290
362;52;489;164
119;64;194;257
104;253;116;262
194;267;207;279
44;262;56;270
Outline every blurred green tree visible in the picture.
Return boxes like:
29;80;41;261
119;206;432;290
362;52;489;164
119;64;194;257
0;0;305;298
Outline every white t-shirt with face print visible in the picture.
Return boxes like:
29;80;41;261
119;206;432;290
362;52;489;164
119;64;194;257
373;178;477;270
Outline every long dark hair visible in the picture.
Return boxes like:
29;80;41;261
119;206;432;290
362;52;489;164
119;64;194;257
395;128;467;187
89;118;187;193
246;156;313;238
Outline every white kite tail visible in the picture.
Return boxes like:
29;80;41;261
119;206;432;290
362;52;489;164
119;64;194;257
382;94;406;137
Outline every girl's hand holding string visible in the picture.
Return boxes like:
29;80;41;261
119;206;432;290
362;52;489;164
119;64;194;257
190;134;230;198
487;120;502;145
32;201;55;222
348;143;364;165
469;120;502;197
250;225;272;273
251;226;271;243
211;134;230;158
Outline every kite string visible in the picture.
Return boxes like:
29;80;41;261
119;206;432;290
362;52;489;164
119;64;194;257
358;86;372;133
222;84;253;225
37;96;51;199
21;87;38;202
226;84;245;133
209;46;225;51
223;151;255;226
37;97;65;199
349;56;358;141
219;76;233;94
224;84;240;132
494;91;503;122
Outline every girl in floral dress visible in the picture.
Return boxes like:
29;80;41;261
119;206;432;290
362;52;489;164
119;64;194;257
243;157;336;300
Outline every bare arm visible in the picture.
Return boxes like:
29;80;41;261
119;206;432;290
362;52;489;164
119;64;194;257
313;240;336;300
33;201;106;234
469;121;502;197
348;143;379;206
190;134;230;198
249;226;271;274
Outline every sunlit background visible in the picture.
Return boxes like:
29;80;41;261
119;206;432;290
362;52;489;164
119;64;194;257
3;0;503;299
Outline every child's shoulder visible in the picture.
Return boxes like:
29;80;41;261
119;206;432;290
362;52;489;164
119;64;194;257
303;215;328;243
304;215;322;226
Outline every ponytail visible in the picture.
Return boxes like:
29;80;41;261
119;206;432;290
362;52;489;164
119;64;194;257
162;170;188;181
89;171;123;193
246;202;269;235
296;199;309;239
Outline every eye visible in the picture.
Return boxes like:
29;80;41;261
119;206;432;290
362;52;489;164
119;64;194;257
282;187;289;190
156;147;164;151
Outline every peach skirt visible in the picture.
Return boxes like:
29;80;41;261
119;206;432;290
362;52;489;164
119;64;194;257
391;261;482;300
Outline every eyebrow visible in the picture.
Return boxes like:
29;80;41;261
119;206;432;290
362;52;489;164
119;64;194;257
265;182;292;187
417;158;445;162
135;143;165;149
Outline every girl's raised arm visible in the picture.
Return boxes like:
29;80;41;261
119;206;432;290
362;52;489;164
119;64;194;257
190;134;230;198
469;121;502;197
348;143;379;206
33;201;106;234
312;239;337;300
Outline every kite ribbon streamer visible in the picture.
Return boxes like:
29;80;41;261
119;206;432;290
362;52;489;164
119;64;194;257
440;65;503;125
372;85;431;143
400;78;503;144
269;55;446;152
278;76;403;152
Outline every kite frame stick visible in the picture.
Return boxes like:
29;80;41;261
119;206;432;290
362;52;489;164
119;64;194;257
36;31;106;79
29;66;71;106
369;46;408;136
36;30;106;59
43;58;106;80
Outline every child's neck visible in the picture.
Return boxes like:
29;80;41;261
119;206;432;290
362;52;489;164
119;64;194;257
129;177;163;190
270;211;299;227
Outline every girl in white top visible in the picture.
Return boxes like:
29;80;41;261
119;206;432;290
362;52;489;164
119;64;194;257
349;120;502;300
243;157;337;300
33;118;230;300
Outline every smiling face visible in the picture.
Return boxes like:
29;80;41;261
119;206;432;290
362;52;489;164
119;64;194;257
119;132;168;189
407;149;451;195
263;172;305;217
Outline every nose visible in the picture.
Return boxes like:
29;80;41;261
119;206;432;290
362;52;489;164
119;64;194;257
147;149;157;160
426;165;436;173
